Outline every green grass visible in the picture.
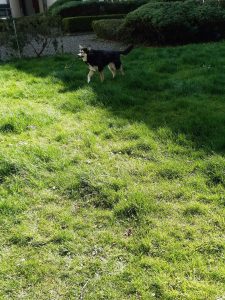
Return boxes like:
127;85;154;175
0;41;225;300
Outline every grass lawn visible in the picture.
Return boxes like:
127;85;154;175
0;41;225;300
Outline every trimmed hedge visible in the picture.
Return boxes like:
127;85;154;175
52;0;148;18
92;19;124;40
119;0;225;45
15;15;62;31
49;0;188;14
0;16;61;34
48;0;82;16
62;14;125;33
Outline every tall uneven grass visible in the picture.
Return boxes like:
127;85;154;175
0;41;225;299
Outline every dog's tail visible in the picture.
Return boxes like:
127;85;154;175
120;45;133;55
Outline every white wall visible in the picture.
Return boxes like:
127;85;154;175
38;0;44;12
9;0;23;17
8;0;57;18
47;0;56;7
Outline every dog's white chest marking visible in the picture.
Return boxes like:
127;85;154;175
81;53;87;62
88;65;98;72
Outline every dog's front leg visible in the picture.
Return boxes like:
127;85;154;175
87;70;95;83
120;65;125;76
108;63;116;78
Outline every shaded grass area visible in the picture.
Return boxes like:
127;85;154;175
0;41;225;299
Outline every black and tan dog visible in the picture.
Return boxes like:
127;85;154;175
78;45;133;83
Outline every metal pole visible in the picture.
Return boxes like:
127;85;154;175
42;0;48;13
12;18;22;58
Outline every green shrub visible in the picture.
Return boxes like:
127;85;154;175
0;19;13;50
0;16;62;58
119;0;225;45
192;1;225;42
0;20;5;32
92;19;124;40
62;14;125;33
17;16;62;57
48;0;82;16
0;18;13;33
48;0;184;15
50;0;148;18
15;15;61;32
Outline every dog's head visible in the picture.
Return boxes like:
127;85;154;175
77;45;91;62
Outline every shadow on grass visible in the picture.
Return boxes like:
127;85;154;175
8;42;225;153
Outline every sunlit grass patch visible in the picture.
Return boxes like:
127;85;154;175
0;43;225;299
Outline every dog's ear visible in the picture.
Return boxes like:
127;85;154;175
87;46;92;51
79;45;83;49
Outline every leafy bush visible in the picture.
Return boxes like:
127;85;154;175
50;0;148;18
0;19;6;32
17;16;62;57
92;18;123;39
0;16;62;58
0;19;14;52
48;0;82;16
62;14;124;33
119;0;225;45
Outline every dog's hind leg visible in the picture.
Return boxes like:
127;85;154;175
120;65;125;76
115;60;124;76
108;63;116;78
99;71;104;82
87;70;94;83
